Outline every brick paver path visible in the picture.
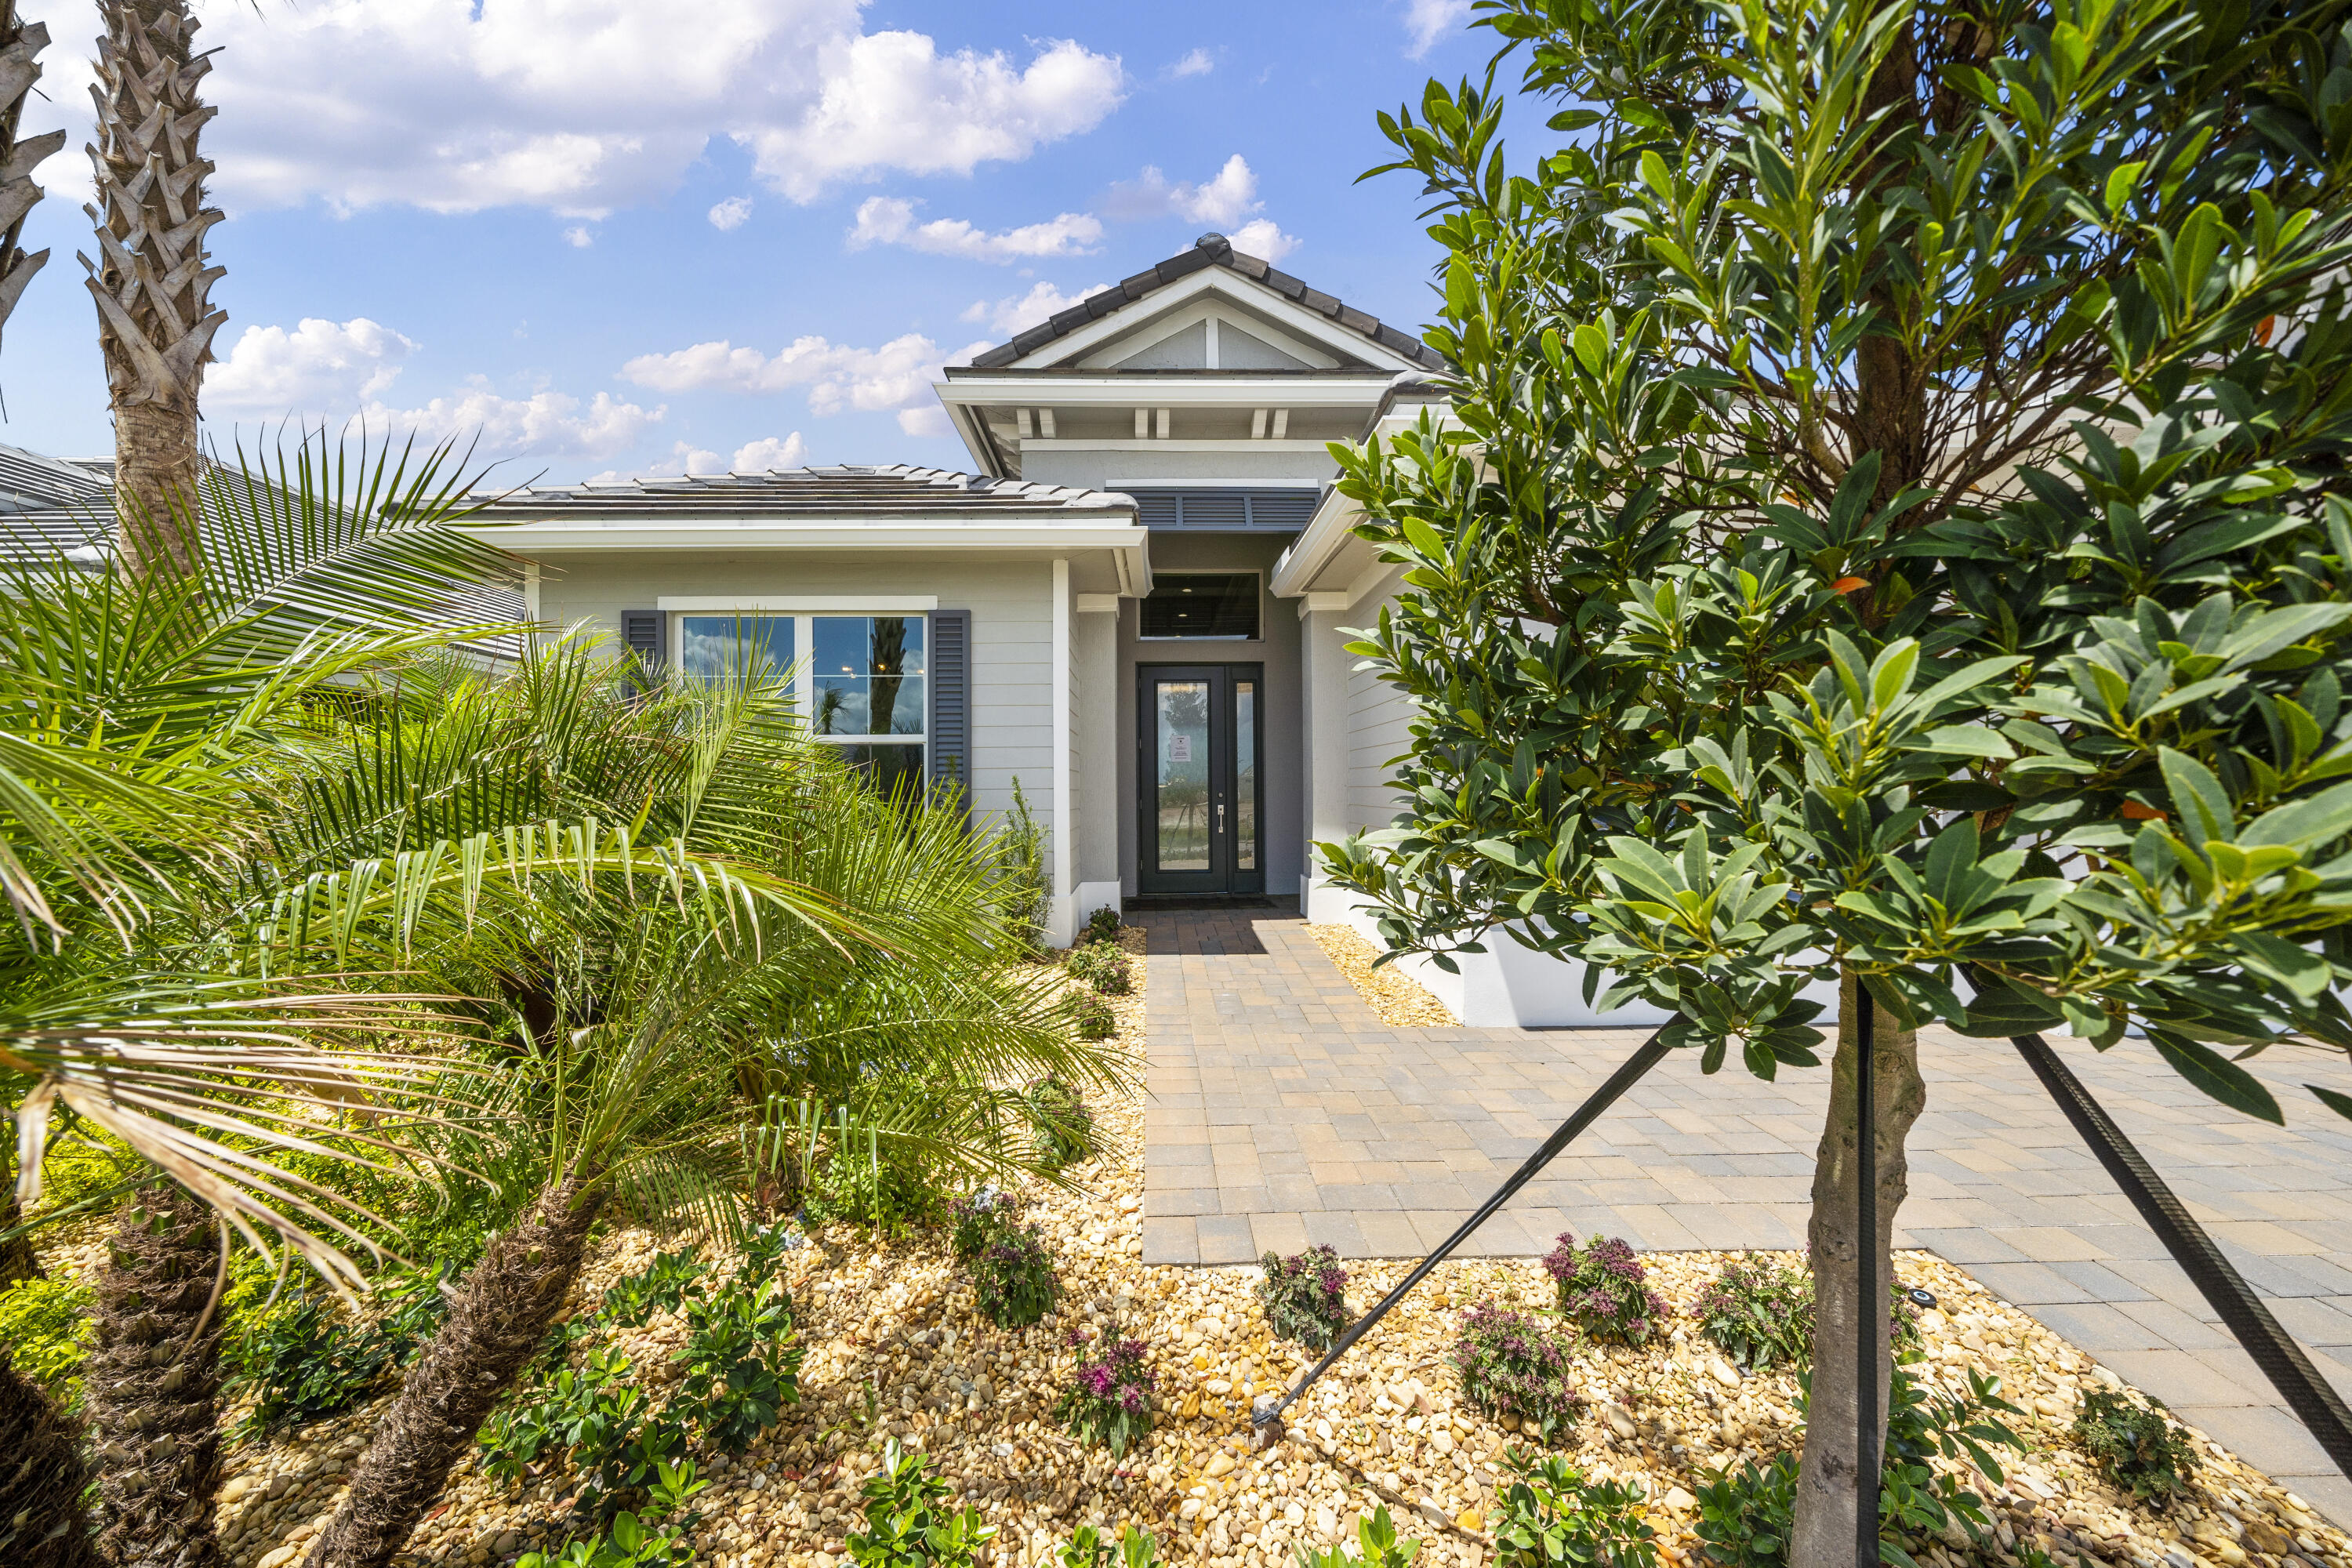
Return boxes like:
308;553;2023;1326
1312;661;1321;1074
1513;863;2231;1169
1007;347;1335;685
1137;902;2352;1522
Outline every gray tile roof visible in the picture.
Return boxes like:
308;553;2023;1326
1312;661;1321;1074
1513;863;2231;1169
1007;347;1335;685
476;463;1140;517
964;233;1448;372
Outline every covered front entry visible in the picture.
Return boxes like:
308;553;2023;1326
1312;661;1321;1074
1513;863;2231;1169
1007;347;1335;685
1137;663;1264;896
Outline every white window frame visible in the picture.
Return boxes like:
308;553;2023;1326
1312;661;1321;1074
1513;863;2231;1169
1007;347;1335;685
666;606;930;754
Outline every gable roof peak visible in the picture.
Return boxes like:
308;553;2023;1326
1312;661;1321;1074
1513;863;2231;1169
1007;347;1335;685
963;234;1447;373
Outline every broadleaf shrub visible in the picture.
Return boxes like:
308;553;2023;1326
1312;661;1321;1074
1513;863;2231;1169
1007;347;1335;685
1296;1504;1421;1568
972;1222;1059;1329
601;1250;707;1326
1056;1333;1155;1456
950;1188;1014;1265
1255;1245;1352;1352
1691;1455;1799;1568
848;1439;996;1566
1690;1254;1813;1371
227;1263;448;1436
1065;941;1131;996
2072;1388;2199;1502
1025;1077;1097;1171
1060;1523;1160;1567
0;1276;93;1406
480;1346;690;1516
517;1509;693;1568
1541;1234;1666;1347
1081;906;1123;945
1450;1306;1584;1443
1490;1453;1656;1568
671;1279;800;1452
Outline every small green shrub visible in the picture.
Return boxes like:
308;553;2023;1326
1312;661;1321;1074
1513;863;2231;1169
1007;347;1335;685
1490;1453;1657;1568
1065;941;1132;996
972;1222;1059;1329
1081;906;1123;945
1061;1523;1159;1567
1071;993;1117;1040
1255;1245;1352;1352
1690;1254;1813;1371
1297;1504;1421;1568
1000;778;1051;957
738;1221;805;1281
600;1250;708;1326
1691;1454;1799;1568
847;1439;996;1566
672;1280;800;1453
2072;1387;2199;1501
1057;1333;1155;1457
802;1149;943;1234
517;1507;695;1568
1541;1234;1667;1347
1025;1077;1097;1171
480;1346;688;1516
1450;1306;1585;1443
227;1263;448;1436
949;1188;1014;1265
0;1276;93;1405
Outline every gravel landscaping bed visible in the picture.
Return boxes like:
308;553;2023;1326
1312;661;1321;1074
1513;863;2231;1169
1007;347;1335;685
55;925;2352;1568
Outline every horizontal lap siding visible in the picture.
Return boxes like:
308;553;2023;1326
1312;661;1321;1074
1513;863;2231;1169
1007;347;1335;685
534;550;1054;833
1344;565;1415;833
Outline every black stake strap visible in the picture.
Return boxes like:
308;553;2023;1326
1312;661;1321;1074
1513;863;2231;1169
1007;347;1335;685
1856;984;1880;1568
1250;1029;1677;1430
2012;1032;2352;1479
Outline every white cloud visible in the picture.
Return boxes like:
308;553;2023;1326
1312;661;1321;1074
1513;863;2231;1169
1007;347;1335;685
708;195;753;230
365;381;662;460
638;440;725;476
207;318;419;414
1404;0;1472;56
169;2;1123;215
848;196;1102;262
1105;153;1258;229
1229;217;1300;264
960;281;1111;339
898;407;951;438
563;225;594;247
732;433;809;470
619;332;986;419
1169;48;1214;78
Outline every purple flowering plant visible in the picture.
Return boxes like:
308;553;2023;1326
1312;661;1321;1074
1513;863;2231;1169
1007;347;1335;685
1254;1245;1353;1352
1054;1332;1156;1457
1690;1253;1815;1371
1450;1305;1586;1444
972;1221;1060;1330
1541;1233;1668;1348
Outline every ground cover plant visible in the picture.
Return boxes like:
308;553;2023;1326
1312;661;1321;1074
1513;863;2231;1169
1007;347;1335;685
2074;1388;2201;1502
847;1439;995;1566
1257;1245;1353;1352
1490;1454;1657;1568
1450;1306;1585;1443
1298;1504;1423;1568
1025;1077;1098;1171
1072;993;1117;1041
1066;940;1133;996
971;1221;1059;1329
1690;1254;1814;1372
0;1276;93;1406
1542;1234;1668;1347
1057;1332;1156;1457
1081;907;1123;946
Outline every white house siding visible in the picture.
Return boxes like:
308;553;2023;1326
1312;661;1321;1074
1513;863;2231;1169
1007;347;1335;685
1020;448;1339;489
529;548;1058;851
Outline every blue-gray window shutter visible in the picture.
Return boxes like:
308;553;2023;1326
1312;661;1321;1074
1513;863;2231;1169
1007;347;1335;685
621;609;666;672
927;608;971;812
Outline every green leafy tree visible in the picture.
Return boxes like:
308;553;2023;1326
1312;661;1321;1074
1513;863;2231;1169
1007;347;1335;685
1325;0;2352;1554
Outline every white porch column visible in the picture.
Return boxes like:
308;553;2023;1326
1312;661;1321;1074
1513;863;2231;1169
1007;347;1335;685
1300;594;1353;920
1049;558;1076;946
1073;593;1123;924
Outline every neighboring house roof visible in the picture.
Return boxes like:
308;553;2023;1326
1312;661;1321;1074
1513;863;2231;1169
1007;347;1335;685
475;463;1142;518
964;233;1447;373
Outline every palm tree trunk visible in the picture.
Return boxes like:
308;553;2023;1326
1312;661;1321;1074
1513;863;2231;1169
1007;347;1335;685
0;3;66;349
84;1186;225;1568
303;1172;606;1568
84;0;226;578
1788;972;1926;1566
0;1349;100;1567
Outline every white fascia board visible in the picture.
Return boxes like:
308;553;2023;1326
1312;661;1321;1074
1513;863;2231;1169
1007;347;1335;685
932;375;1391;410
492;522;1146;551
659;594;941;612
1270;485;1366;598
1023;438;1338;453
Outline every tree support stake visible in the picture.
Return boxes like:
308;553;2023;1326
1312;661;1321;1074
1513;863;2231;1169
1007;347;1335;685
1250;1029;1676;1440
2012;1031;2352;1481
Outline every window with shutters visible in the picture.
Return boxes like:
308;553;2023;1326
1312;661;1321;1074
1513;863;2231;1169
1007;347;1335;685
677;612;926;793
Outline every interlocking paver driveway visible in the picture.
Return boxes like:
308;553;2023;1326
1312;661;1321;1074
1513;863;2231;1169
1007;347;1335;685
1136;902;2352;1522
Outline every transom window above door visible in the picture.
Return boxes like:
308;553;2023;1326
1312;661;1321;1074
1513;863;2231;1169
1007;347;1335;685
673;610;927;793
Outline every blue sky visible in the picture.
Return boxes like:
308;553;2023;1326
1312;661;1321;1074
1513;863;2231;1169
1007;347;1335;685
0;0;1494;485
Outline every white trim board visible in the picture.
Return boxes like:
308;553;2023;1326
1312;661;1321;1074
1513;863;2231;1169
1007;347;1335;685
658;595;939;612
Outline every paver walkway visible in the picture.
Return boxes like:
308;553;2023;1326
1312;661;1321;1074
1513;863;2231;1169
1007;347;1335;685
1135;901;2352;1523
